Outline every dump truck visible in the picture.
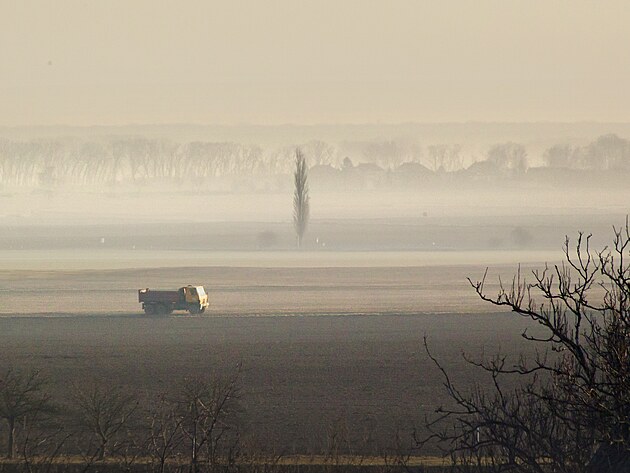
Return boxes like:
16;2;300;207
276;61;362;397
138;285;209;315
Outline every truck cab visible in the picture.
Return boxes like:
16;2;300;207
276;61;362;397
182;285;208;312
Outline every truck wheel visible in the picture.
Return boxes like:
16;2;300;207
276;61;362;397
188;305;201;315
156;304;169;315
144;304;156;315
199;307;206;314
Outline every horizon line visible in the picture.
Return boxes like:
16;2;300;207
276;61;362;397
3;120;630;129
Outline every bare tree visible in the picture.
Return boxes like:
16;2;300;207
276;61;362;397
293;148;310;249
422;221;630;472
543;144;576;168
0;368;52;459
145;394;186;473
72;383;138;461
301;140;337;167
362;140;404;170
582;134;630;170
427;144;463;172
176;367;242;472
487;142;528;174
20;426;71;473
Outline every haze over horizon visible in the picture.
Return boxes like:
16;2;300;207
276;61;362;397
3;0;630;127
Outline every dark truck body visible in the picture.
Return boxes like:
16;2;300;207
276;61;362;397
138;286;208;315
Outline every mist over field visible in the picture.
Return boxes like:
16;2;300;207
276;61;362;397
1;122;629;260
1;122;621;341
1;123;627;462
2;1;630;470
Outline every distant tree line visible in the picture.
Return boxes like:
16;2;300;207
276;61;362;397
544;133;630;170
0;138;346;188
1;133;629;190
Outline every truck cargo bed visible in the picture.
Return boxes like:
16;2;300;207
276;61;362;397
138;289;180;303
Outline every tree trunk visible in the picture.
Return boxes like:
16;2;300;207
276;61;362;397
98;438;107;461
7;417;15;459
190;423;197;473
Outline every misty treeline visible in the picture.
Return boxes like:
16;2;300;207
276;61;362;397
543;133;630;170
2;133;630;191
0;365;414;473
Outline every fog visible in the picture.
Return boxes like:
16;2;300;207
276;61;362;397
4;1;630;125
2;1;629;252
0;123;629;259
3;2;630;466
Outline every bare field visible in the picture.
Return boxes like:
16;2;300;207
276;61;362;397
0;312;535;454
0;262;547;454
0;259;556;315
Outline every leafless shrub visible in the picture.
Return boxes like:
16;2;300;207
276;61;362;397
0;368;53;459
71;383;138;461
17;422;70;473
175;366;242;472
145;394;186;473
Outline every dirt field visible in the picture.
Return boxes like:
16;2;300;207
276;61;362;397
0;312;536;454
0;259;547;454
0;252;563;315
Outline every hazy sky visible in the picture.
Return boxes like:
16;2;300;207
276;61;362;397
2;0;630;126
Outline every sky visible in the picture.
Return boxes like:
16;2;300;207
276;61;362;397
2;0;630;126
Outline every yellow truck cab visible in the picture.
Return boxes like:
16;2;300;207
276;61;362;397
182;286;208;309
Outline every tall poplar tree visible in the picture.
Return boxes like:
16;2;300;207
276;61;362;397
293;148;309;248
